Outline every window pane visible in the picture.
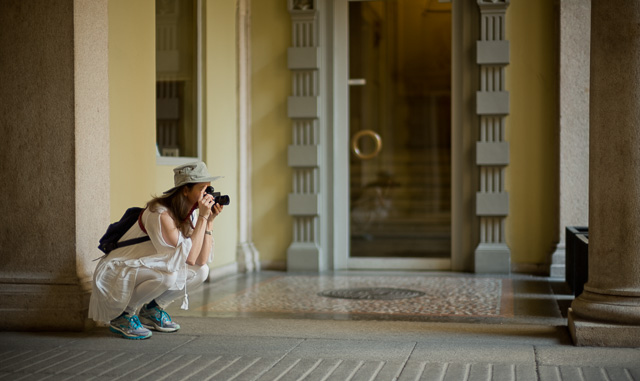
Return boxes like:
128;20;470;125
156;0;198;158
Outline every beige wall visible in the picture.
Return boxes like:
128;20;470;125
108;0;157;214
506;0;559;266
108;0;238;269
202;0;239;268
250;0;292;265
248;0;561;268
107;0;560;270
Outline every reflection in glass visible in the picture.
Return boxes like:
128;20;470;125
349;0;452;258
156;0;199;158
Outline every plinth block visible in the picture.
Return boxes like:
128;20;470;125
287;242;322;271
0;283;91;331
568;308;640;348
475;243;511;274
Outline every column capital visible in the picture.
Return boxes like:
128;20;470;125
477;0;509;13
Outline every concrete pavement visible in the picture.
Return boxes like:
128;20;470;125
1;316;639;380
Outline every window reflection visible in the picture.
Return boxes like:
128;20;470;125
349;0;452;259
156;0;199;158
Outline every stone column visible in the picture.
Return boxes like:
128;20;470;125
550;0;591;279
0;0;109;330
568;0;640;347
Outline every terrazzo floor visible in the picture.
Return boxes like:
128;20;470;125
167;271;571;326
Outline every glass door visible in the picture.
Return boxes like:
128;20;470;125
347;0;452;269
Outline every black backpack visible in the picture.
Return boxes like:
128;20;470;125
97;207;150;255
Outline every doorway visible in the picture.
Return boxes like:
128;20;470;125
340;0;452;270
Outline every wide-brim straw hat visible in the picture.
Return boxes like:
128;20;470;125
163;161;222;194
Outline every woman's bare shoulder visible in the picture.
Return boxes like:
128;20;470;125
158;209;174;223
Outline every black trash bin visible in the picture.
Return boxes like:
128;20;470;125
565;226;588;297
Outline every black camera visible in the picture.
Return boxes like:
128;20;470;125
205;186;230;206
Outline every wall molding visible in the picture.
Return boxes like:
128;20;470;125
236;0;261;272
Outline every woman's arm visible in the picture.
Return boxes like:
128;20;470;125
185;212;209;265
158;196;218;265
185;193;225;266
194;203;223;265
159;212;180;247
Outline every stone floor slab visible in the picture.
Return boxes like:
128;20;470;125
535;346;640;368
170;335;304;358
288;338;415;361
408;342;536;364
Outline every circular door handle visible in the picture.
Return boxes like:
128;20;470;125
351;130;382;160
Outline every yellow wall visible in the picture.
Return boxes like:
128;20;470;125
248;0;561;268
108;0;157;215
251;0;292;265
506;0;559;266
107;0;558;271
108;0;238;269
202;0;238;268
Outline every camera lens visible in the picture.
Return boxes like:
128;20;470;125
215;195;230;206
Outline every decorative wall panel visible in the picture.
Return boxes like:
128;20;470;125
287;0;323;270
475;0;511;273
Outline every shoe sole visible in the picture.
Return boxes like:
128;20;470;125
109;326;152;340
141;322;180;333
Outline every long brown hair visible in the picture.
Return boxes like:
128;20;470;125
147;184;196;237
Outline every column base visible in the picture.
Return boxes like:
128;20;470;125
0;282;90;331
475;243;511;274
568;307;640;347
237;241;261;272
287;242;322;272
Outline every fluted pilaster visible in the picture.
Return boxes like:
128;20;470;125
236;0;261;272
474;0;511;274
286;0;323;271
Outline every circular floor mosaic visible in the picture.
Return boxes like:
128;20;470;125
318;287;426;300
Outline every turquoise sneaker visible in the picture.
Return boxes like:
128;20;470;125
109;314;152;340
139;304;181;332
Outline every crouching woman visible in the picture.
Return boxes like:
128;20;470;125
89;161;223;339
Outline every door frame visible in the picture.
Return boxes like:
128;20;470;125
327;0;478;271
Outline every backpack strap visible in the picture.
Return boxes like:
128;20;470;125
115;209;150;250
184;203;199;229
115;235;151;250
138;208;148;234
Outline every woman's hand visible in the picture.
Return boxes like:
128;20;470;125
209;203;223;222
198;193;215;219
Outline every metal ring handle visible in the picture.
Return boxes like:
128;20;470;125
351;130;382;160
